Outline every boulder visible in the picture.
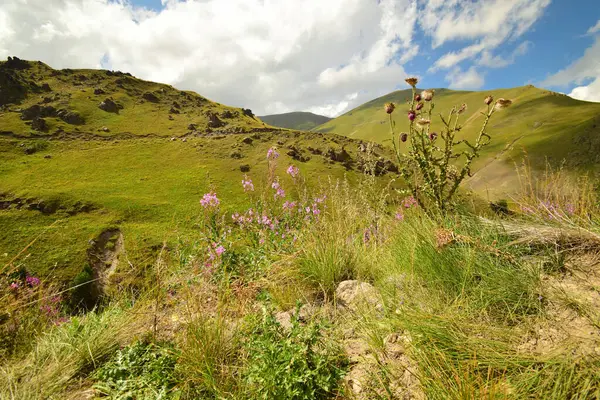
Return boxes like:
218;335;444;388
187;123;197;131
57;109;84;125
239;164;250;172
31;117;48;132
241;108;255;118
41;83;51;92
169;107;180;114
20;105;57;120
335;280;383;312
98;98;120;113
206;112;226;128
172;101;181;109
241;136;253;144
94;88;105;95
220;110;235;119
142;92;160;103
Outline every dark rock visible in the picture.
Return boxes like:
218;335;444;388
188;123;197;131
142;92;160;103
172;101;181;109
241;137;253;144
241;108;255;118
168;115;174;120
44;154;51;159
308;146;322;155
41;83;51;92
31;117;48;132
4;56;30;70
326;147;352;163
76;74;88;81
221;110;235;119
169;107;180;114
230;150;243;159
20;105;57;120
240;164;251;172
57;109;84;125
98;98;120;113
206;112;226;128
40;96;53;104
94;88;105;95
287;145;311;162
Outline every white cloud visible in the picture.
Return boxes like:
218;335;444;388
0;0;419;117
543;20;600;103
423;0;550;70
478;41;532;68
588;20;600;35
445;66;485;90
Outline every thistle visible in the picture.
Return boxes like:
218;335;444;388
458;103;467;114
421;89;434;101
429;132;438;141
416;118;431;127
484;95;494;105
416;102;424;111
400;132;408;142
385;102;396;114
408;110;416;121
495;98;513;109
405;77;418;87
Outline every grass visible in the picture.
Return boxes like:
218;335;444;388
314;86;600;199
2;58;600;399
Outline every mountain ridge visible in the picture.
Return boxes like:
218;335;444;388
258;111;332;131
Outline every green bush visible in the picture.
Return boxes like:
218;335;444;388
93;341;180;399
243;307;347;400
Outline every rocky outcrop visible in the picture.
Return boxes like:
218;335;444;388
142;92;160;103
335;280;383;312
20;104;57;120
206;112;226;128
98;98;121;113
57;109;85;125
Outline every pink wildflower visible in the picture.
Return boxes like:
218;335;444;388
215;245;225;256
26;276;40;287
200;192;220;208
267;147;280;160
402;196;418;209
395;209;404;221
283;201;297;210
9;282;20;290
242;176;254;192
286;165;299;178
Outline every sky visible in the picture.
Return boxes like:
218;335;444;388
0;0;599;117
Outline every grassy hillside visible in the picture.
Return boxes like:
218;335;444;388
258;111;332;131
0;58;398;285
315;86;600;197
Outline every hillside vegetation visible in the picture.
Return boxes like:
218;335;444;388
1;60;600;399
258;111;332;131
315;86;600;197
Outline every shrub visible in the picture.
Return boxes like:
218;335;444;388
243;306;347;399
93;340;180;399
388;78;512;214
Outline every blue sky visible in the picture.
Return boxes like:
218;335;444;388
1;0;599;116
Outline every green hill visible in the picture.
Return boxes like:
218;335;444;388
258;111;332;131
0;58;396;284
315;86;600;197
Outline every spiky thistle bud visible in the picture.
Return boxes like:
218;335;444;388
484;95;493;105
414;94;421;102
408;110;416;121
429;132;438;141
421;89;434;102
384;102;396;114
400;132;408;142
416;102;424;111
405;77;418;87
458;103;467;114
495;98;512;110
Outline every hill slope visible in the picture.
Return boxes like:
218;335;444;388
258;111;331;131
0;57;268;137
0;58;398;285
315;86;600;196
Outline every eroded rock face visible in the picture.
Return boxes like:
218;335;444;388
206;112;226;128
57;109;84;125
335;280;383;312
98;98;121;113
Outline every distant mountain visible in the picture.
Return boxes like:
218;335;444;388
315;85;600;198
258;112;332;131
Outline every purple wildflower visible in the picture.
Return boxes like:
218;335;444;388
215;245;225;256
9;282;20;290
395;209;404;221
267;147;280;160
408;111;416;121
403;196;418;209
242;176;254;192
26;276;40;287
283;201;297;210
200;192;220;208
286;165;300;178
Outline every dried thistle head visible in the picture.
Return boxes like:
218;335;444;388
484;95;494;105
405;77;418;87
400;132;408;142
421;89;434;101
495;98;512;110
458;103;467;114
385;102;396;114
416;118;431;127
434;228;455;250
429;132;438;141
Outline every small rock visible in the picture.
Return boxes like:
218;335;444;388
230;150;243;159
182;138;187;142
101;127;110;132
169;107;180;114
241;136;253;144
240;164;251;172
168;115;174;120
275;311;293;331
98;98;120;113
44;154;52;159
94;88;105;95
170;137;177;141
335;280;383;312
188;123;197;131
31;117;48;132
